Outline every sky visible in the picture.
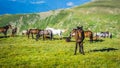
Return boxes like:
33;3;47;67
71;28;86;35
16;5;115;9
0;0;91;15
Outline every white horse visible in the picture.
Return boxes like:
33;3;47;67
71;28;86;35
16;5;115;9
21;30;28;36
45;27;66;39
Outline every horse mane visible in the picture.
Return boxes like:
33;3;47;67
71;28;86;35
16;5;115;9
77;26;83;30
3;25;10;29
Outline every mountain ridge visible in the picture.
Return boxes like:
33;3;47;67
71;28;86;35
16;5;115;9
0;0;120;38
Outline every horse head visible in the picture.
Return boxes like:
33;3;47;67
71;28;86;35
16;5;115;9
8;24;12;29
70;29;77;37
3;24;12;29
77;26;83;30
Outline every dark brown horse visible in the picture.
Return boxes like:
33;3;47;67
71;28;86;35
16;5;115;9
70;30;93;43
11;27;17;37
28;29;40;39
0;24;12;37
36;29;53;41
70;26;85;55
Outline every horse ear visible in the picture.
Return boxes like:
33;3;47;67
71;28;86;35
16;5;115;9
77;26;78;28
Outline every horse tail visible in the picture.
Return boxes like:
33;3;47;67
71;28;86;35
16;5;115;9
27;29;31;39
50;31;53;40
60;31;62;40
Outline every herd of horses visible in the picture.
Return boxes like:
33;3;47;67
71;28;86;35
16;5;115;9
0;24;112;55
22;27;65;41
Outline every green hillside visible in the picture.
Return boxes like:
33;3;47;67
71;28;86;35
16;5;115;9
0;0;120;38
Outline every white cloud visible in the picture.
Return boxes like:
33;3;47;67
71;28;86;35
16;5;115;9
66;2;74;6
30;1;45;4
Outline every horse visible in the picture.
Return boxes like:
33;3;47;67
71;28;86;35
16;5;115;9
36;29;53;41
27;29;40;39
95;31;112;38
45;27;65;40
70;29;93;43
0;24;12;37
70;26;85;55
11;27;17;37
84;30;93;42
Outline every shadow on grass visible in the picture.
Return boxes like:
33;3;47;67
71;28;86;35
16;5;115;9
62;37;76;42
0;36;10;38
88;39;105;42
90;48;118;52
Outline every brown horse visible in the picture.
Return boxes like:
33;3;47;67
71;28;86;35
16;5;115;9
11;27;17;37
36;29;53;41
28;29;40;39
0;24;12;37
70;26;85;55
84;30;93;42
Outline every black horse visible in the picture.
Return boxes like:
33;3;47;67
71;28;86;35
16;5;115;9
36;29;53;41
11;27;17;37
0;24;12;37
70;26;85;55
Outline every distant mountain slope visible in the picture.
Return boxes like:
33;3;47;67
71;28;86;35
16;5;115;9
0;0;120;38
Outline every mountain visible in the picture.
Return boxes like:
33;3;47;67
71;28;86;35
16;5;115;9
0;0;120;38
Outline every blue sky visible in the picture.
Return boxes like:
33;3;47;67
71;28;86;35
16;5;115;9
0;0;91;15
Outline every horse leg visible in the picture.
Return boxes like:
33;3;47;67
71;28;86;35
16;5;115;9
80;42;85;55
60;32;62;40
60;35;62;40
31;33;34;39
3;32;7;37
42;33;45;40
74;42;78;55
79;42;82;54
36;34;40;41
12;33;15;37
58;33;62;40
28;33;30;39
50;33;53;40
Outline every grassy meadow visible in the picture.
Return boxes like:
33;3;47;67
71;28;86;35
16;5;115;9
0;0;120;67
0;36;120;67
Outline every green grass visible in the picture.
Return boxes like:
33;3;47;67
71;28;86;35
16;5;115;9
0;36;120;68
